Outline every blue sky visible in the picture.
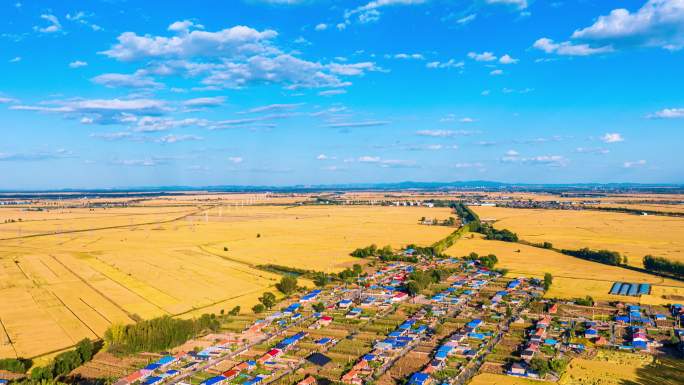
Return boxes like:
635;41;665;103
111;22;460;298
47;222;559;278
1;0;683;189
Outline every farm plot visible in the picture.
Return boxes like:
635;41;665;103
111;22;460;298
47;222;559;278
0;204;451;359
446;233;684;304
470;206;684;267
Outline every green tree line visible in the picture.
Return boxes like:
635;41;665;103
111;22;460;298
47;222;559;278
30;339;95;381
643;255;684;277
104;314;219;355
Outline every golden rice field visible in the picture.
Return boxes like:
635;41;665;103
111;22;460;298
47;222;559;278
0;204;452;359
559;349;684;385
470;206;684;267
468;373;540;385
446;233;684;304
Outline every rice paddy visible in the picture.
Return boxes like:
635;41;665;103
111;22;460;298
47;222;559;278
0;203;452;359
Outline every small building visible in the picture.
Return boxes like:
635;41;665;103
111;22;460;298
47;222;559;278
297;377;317;385
510;362;526;375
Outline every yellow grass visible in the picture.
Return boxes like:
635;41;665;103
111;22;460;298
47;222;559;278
468;373;540;385
0;204;451;359
446;233;684;303
470;206;684;266
559;350;653;385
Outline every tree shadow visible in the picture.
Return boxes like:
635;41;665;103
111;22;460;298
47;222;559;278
620;354;684;385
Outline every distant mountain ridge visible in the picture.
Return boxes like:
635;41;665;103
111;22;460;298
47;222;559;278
1;181;683;196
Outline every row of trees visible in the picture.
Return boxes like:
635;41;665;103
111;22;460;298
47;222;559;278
560;247;625;266
529;357;568;377
463;252;499;269
104;314;220;355
478;223;519;242
643;255;684;277
0;358;32;373
350;244;394;259
30;339;95;381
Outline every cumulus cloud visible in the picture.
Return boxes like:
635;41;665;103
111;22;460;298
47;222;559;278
601;132;624;143
490;69;503;76
499;54;518;64
392;53;424;60
314;23;328;31
35;14;62;33
426;59;464;69
101;24;278;61
533;37;614;56
571;0;684;51
69;60;88;68
646;107;684;119
345;0;427;24
98;22;382;91
468;51;497;61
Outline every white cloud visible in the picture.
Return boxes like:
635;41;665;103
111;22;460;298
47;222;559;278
426;59;464;69
358;155;381;163
456;14;477;25
393;53;424;60
11;98;169;125
646;107;684;119
459;117;476;123
101;24;278;61
327;121;389;128
315;23;328;31
0;97;17;104
623;159;647;168
501;153;569;167
345;0;426;24
468;51;497;62
453;162;484;169
498;54;518;64
316;154;329;160
229;156;244;164
69;60;88;68
490;69;503;76
486;0;528;10
575;147;610;155
481;89;491;96
241;103;302;113
416;129;477;137
533;37;614;56
319;89;347;96
571;0;684;51
35;14;62;33
182;96;226;108
9;56;21;63
157;134;203;144
601;132;624;143
91;72;163;89
358;9;381;23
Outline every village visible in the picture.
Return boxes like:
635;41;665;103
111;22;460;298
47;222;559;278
100;248;684;385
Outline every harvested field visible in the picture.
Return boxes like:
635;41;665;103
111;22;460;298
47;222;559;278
468;373;540;385
446;233;684;304
470;206;684;266
0;204;451;359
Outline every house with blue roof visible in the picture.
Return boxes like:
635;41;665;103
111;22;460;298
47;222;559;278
408;372;430;385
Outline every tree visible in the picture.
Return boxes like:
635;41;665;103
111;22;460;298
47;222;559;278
228;306;241;316
259;292;277;309
542;242;553;249
543;273;553;291
312;302;326;312
31;366;54;381
313;272;329;287
75;338;94;362
252;304;265;313
406;281;421;296
276;276;298;295
0;358;33;373
529;357;550;377
352;264;363;275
